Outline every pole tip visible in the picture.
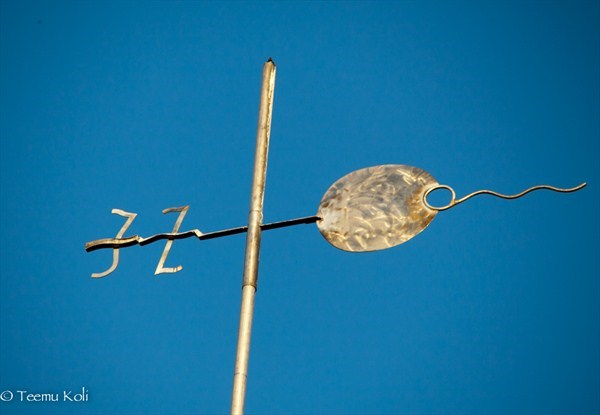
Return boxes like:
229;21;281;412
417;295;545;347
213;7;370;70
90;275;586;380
266;57;276;66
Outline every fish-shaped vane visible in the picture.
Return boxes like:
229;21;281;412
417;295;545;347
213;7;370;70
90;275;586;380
316;164;585;252
85;164;586;276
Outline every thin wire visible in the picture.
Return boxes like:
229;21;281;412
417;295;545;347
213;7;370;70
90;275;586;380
84;215;320;252
424;182;587;211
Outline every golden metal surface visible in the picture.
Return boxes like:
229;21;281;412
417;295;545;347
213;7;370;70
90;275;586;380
91;209;137;278
424;182;587;211
154;206;189;275
317;164;439;252
231;58;276;415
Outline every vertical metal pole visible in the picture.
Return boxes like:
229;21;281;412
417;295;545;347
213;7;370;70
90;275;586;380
231;58;276;415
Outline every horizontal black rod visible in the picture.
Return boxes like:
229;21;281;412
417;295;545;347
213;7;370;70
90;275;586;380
199;226;249;241
262;215;321;231
140;229;202;246
200;215;321;240
85;215;320;252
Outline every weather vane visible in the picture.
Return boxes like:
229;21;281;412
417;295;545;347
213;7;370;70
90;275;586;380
84;59;585;415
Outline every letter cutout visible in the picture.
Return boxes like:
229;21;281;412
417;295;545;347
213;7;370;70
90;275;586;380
155;206;189;275
92;209;137;278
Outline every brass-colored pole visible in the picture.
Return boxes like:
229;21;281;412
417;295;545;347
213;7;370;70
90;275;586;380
231;58;276;415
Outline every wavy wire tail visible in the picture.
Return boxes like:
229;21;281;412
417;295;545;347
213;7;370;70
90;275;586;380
424;182;587;211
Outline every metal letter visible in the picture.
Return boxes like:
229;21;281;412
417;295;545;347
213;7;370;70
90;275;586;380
154;206;189;275
91;209;137;278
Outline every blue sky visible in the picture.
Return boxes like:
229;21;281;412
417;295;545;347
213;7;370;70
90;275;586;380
0;1;598;414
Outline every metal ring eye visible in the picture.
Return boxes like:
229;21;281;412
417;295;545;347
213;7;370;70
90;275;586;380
423;185;456;211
